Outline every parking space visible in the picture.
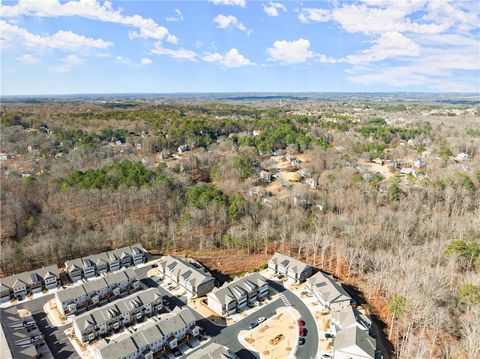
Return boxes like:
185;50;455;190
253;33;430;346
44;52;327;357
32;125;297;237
226;291;279;325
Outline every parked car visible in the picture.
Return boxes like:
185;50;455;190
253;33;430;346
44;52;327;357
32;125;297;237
298;337;305;345
249;322;259;330
320;354;332;359
297;319;305;327
324;332;333;339
172;349;182;357
299;326;305;336
256;316;266;324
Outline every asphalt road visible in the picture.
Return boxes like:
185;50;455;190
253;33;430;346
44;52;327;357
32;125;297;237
4;264;319;359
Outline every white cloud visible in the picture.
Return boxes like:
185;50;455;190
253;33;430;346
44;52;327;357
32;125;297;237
17;53;40;64
331;2;450;35
298;8;330;23
166;9;183;22
151;42;197;61
316;54;337;64
263;2;287;17
208;0;246;7
116;56;131;65
344;32;421;64
347;44;479;90
140;58;152;65
203;48;252;67
267;38;313;64
54;54;84;72
0;0;177;43
213;14;251;35
0;21;112;51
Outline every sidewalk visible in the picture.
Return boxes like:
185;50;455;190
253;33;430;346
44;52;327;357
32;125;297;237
44;299;69;327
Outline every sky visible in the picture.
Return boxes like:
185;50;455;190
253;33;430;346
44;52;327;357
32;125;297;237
0;0;479;95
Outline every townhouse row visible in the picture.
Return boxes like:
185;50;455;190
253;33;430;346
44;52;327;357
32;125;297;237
73;288;164;344
207;272;269;316
65;244;146;282
306;269;377;359
188;343;239;359
93;307;200;359
268;252;315;283
157;255;215;298
0;265;61;303
0;307;50;359
55;267;140;317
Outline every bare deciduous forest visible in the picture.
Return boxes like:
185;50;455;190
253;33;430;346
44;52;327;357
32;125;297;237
1;98;479;358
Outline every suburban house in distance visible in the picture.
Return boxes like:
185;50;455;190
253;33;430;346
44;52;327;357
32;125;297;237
65;244;146;282
268;252;315;283
0;265;60;303
55;268;139;317
306;271;353;312
188;342;239;359
93;307;199;359
207;272;269;316
73;288;163;344
333;326;376;359
157;255;215;297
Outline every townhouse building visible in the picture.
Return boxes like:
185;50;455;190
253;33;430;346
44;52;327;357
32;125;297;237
207;272;269;316
65;244;146;282
333;326;376;359
268;252;315;283
55;268;139;317
306;271;353;312
93;307;199;359
188;343;240;359
73;288;164;344
0;265;61;303
158;256;215;298
331;306;372;336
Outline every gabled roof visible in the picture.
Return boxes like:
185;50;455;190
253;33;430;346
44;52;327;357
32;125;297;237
208;272;267;306
188;343;238;359
73;288;163;333
1;265;60;290
334;326;376;358
307;271;352;305
164;255;214;289
332;306;372;332
268;252;312;275
56;284;87;303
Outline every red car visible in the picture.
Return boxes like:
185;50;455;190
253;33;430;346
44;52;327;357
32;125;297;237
297;319;305;327
298;326;305;336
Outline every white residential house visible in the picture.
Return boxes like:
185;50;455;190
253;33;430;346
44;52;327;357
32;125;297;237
333;326;376;359
73;288;163;344
93;307;199;359
55;268;138;317
207;272;269;316
331;306;372;336
64;244;146;281
158;256;215;298
306;271;352;312
0;265;61;302
268;252;315;283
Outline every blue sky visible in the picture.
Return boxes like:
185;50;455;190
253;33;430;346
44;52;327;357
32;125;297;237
1;0;479;95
